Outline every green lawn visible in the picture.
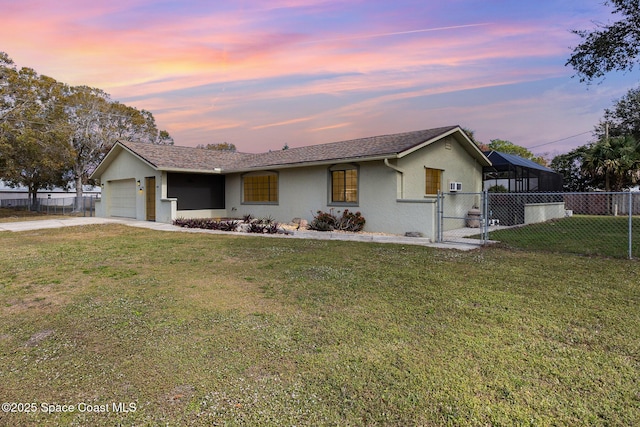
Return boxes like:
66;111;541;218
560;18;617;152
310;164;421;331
1;225;639;426
0;207;74;223
487;215;640;259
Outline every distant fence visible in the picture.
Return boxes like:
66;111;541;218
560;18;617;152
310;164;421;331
563;192;640;216
440;191;639;259
0;196;98;216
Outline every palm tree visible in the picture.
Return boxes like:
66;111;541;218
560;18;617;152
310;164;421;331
582;135;640;191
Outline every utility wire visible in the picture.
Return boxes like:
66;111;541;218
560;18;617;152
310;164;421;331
526;131;593;149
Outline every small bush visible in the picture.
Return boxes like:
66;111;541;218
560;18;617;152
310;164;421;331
247;221;280;234
308;209;366;232
174;216;281;234
488;184;508;193
309;220;334;231
253;215;276;225
173;218;239;231
218;220;240;232
337;209;366;232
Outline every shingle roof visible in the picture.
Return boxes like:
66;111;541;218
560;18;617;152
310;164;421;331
118;141;252;171
234;125;460;169
103;125;484;175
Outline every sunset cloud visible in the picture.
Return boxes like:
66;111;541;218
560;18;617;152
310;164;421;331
0;1;630;153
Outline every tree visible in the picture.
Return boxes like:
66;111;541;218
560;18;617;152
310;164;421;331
550;146;593;191
65;88;174;204
581;135;640;191
461;127;488;150
2;51;174;207
566;0;640;82
0;52;16;121
64;86;114;203
197;142;236;151
487;139;547;166
0;64;73;204
594;86;640;142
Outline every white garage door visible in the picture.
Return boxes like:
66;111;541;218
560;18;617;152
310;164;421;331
109;179;136;218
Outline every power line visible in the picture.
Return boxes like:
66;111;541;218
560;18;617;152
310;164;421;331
526;131;593;149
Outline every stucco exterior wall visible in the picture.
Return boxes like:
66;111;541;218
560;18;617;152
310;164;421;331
223;160;439;239
175;208;229;220
398;135;484;198
225;165;334;223
398;135;484;231
96;149;161;221
524;202;566;224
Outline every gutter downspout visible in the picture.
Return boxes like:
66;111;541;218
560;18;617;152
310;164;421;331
384;158;404;199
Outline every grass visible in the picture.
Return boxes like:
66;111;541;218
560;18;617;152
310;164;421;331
487;215;640;259
0;207;76;223
0;225;639;426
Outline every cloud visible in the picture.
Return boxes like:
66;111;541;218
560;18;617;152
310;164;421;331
301;22;493;44
1;0;625;153
308;122;352;132
251;117;313;130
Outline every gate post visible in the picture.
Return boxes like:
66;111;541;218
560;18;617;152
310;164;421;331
436;191;442;243
629;191;633;260
482;190;489;244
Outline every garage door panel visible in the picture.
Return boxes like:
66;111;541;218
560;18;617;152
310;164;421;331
109;179;136;218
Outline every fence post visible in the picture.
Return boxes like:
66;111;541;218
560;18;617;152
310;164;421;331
482;190;489;244
629;191;633;260
435;191;441;243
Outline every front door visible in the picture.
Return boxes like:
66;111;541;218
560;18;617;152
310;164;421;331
145;177;156;221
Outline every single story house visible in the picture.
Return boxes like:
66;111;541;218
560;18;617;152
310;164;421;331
91;125;491;240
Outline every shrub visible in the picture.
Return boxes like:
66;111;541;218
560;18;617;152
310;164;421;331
247;221;280;234
336;209;366;232
488;184;508;193
218;220;240;232
172;216;281;234
308;209;366;232
173;218;239;231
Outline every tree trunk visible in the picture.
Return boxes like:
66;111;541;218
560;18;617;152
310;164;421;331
29;184;38;211
75;173;83;212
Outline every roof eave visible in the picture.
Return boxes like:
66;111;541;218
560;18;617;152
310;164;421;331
158;167;224;174
225;154;400;173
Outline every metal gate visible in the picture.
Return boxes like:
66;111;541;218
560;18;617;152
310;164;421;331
436;191;488;244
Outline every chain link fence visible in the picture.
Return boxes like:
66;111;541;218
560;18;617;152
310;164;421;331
0;196;98;217
439;191;639;259
437;192;487;243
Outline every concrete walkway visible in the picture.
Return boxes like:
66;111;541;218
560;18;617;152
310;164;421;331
0;217;487;251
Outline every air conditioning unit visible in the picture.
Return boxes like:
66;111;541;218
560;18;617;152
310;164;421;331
449;181;462;192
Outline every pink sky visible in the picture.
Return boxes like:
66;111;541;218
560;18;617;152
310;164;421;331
2;0;639;157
